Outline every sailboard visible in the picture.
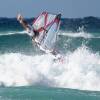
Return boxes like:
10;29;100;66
32;12;61;53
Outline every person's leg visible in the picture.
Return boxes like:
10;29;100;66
17;14;29;30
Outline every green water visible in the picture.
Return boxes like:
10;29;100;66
0;86;100;100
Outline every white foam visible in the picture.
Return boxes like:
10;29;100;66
1;30;100;39
58;31;94;38
0;31;27;36
0;47;100;91
60;26;93;38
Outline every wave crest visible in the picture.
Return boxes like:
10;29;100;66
0;46;100;91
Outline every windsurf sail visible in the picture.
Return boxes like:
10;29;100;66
32;12;61;53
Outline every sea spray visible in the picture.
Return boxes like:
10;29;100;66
0;46;100;91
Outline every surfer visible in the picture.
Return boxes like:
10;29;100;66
17;12;63;61
17;14;49;45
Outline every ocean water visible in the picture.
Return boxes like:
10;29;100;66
0;17;100;99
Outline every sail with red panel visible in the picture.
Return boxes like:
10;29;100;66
32;12;61;53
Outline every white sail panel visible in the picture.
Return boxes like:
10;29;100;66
32;12;61;53
46;14;56;25
33;14;45;30
40;22;58;52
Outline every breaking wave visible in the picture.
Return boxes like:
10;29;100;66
0;46;100;91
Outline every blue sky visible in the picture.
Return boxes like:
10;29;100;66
0;0;100;18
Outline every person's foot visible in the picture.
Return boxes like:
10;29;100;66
17;14;23;22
